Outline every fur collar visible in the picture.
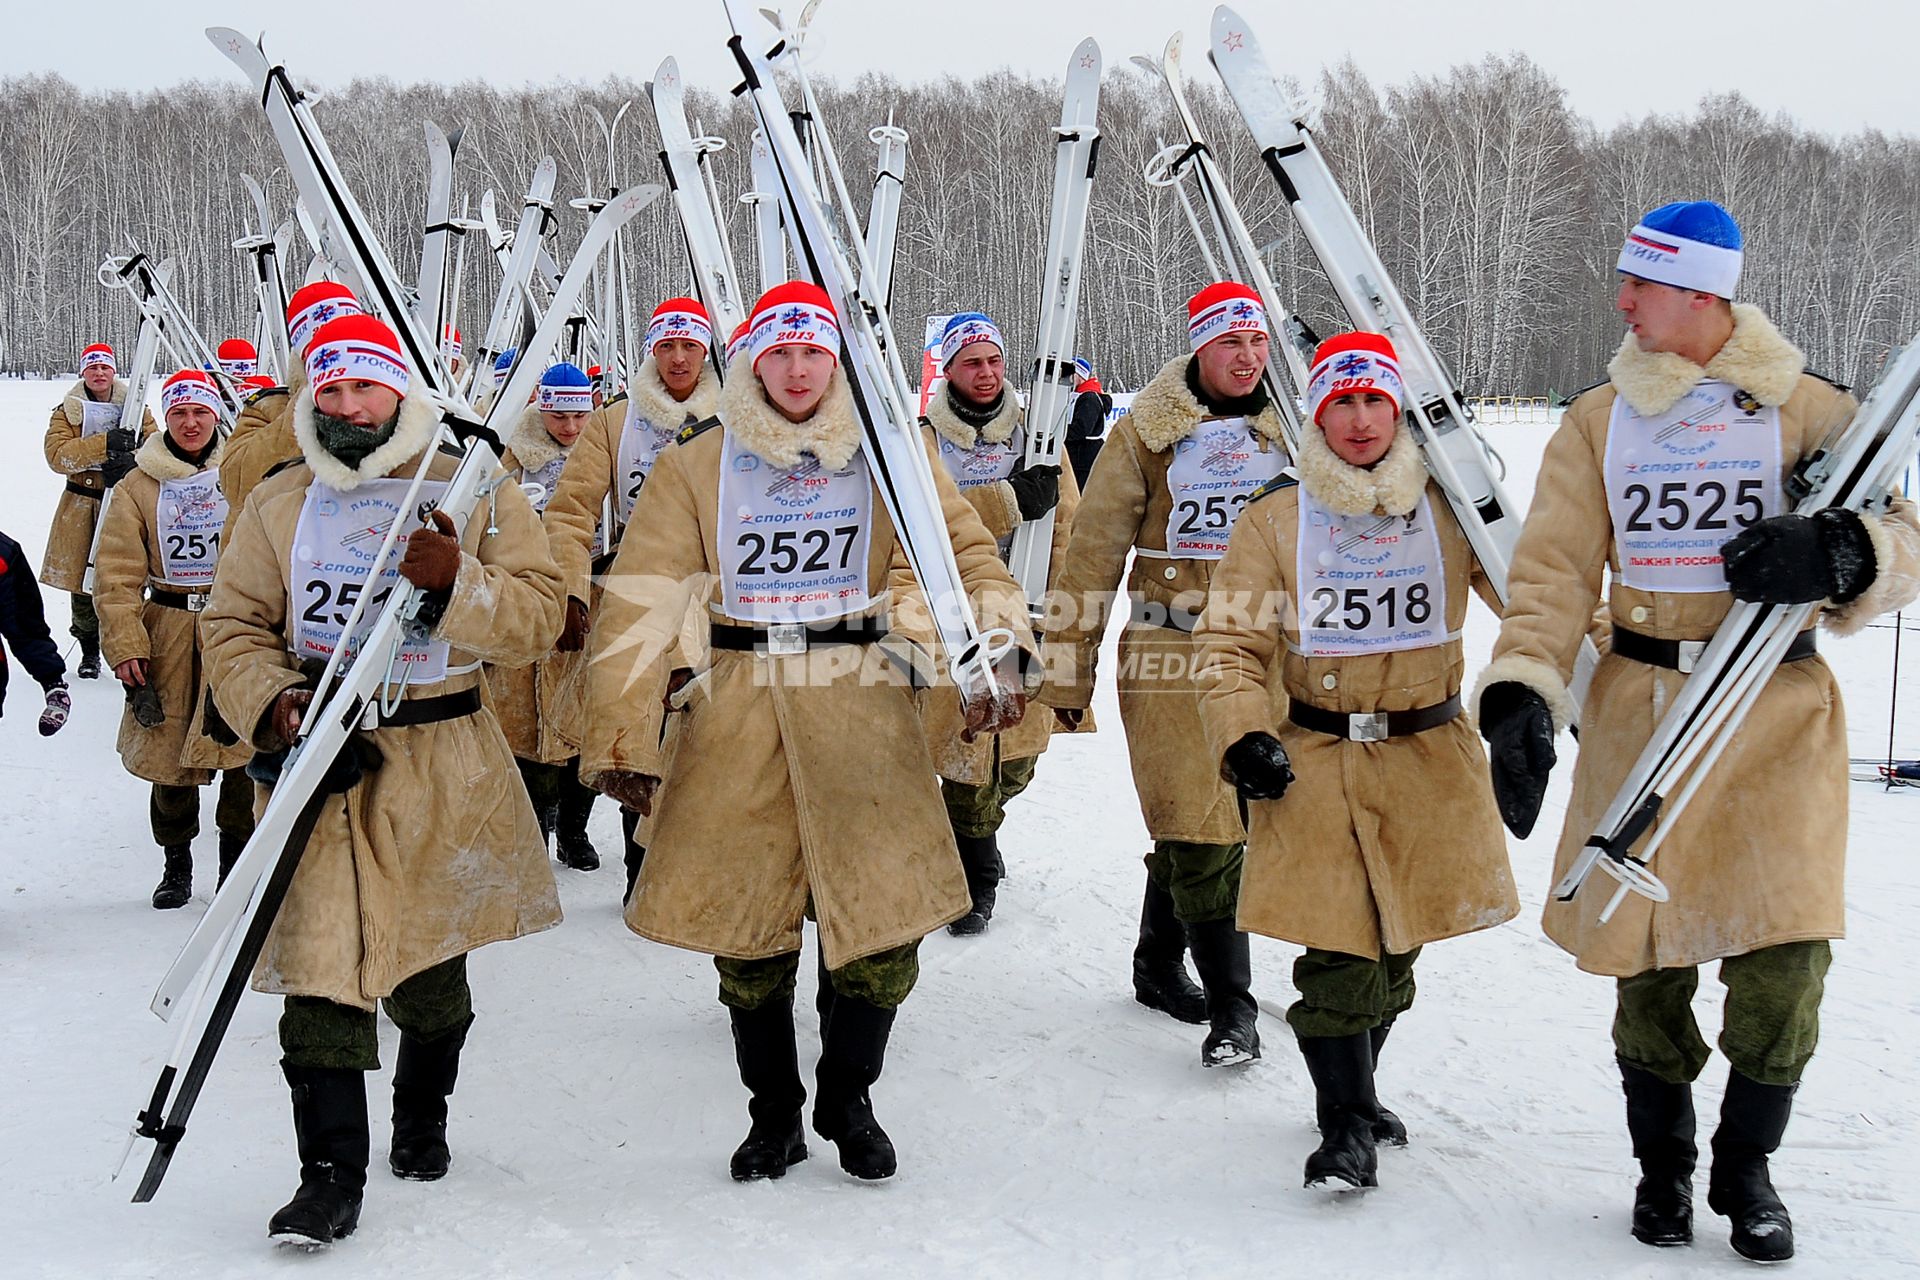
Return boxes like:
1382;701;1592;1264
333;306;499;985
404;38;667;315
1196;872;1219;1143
505;405;568;472
1608;303;1805;417
61;377;128;428
292;388;442;491
926;386;1023;451
1126;355;1288;454
719;363;863;471
135;429;223;483
1294;422;1427;517
628;355;719;430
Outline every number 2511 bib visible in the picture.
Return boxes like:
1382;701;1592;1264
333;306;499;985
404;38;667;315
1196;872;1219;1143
1164;417;1288;559
1295;489;1449;657
290;478;452;680
717;432;873;625
1604;380;1782;593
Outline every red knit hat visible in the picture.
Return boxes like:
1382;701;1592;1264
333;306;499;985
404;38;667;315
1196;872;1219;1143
725;321;753;367
441;324;463;362
747;281;841;372
80;343;116;372
1187;281;1268;352
161;368;223;415
242;375;277;392
286;282;364;355
1306;331;1403;426
647;297;712;354
305;314;409;398
217;338;259;378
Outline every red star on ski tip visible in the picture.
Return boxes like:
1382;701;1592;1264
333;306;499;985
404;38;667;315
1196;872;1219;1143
1224;32;1245;51
1079;54;1095;69
662;72;678;88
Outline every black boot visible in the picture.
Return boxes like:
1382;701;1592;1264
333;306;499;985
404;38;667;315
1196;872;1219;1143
812;994;898;1180
1620;1060;1695;1247
1369;1022;1409;1146
217;831;247;890
269;1063;369;1245
1298;1033;1380;1191
1132;878;1207;1025
554;779;600;871
729;998;809;1181
534;802;559;854
947;832;999;937
1185;917;1260;1067
621;809;645;906
151;844;192;910
389;1014;472;1181
1707;1071;1797;1262
76;634;101;680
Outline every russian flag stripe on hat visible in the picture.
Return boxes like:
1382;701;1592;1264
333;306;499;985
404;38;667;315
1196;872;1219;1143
80;343;116;371
286;283;364;356
647;296;713;354
1307;331;1404;426
939;313;1004;369
304;314;409;398
1616;200;1744;299
1187;281;1269;352
536;361;594;412
747;281;841;372
161;369;223;414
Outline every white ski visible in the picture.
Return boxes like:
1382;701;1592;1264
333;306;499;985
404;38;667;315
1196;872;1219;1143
236;174;294;383
414;120;463;352
650;56;748;366
80;259;172;596
863;114;908;305
477;157;559;389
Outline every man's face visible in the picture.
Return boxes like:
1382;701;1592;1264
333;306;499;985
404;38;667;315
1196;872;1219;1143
165;403;219;454
1616;274;1717;354
655;338;707;400
759;345;836;422
1319;393;1398;467
1195;331;1270;403
314;380;401;427
946;343;1005;407
542;409;588;447
82;364;115;397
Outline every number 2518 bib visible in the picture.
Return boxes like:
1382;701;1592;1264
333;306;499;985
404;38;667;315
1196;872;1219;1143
1604;381;1782;593
717;432;872;625
290;478;452;680
1295;489;1448;657
1164;417;1288;559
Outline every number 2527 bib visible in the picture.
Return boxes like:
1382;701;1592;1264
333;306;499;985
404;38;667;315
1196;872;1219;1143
717;432;873;625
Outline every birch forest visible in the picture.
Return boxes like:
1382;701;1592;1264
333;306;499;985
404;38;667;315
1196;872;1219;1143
2;56;1917;395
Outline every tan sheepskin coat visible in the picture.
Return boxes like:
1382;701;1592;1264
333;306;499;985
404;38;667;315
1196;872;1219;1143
919;388;1084;784
1039;355;1291;844
485;406;588;764
577;365;1037;967
1195;424;1518;958
218;374;303;550
41;378;157;591
1477;304;1920;976
544;356;720;603
94;431;255;786
202;389;565;1009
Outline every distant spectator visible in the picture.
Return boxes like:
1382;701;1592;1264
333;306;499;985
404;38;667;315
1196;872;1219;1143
1065;356;1113;489
0;527;71;736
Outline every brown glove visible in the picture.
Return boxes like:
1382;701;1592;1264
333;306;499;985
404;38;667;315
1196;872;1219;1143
597;769;660;816
663;667;695;710
555;596;591;651
961;653;1029;742
399;509;462;592
270;687;313;748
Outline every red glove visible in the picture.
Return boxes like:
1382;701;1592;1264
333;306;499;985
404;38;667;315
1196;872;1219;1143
399;510;462;592
270;687;312;748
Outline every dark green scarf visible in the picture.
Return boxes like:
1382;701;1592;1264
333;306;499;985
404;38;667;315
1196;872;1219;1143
314;411;398;470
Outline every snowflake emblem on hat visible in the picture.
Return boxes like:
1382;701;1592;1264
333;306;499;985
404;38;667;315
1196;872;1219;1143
1334;353;1372;377
1231;301;1257;318
314;348;344;371
780;306;812;328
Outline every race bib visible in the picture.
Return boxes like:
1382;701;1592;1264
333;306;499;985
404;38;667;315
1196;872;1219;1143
1296;488;1449;657
290;478;453;681
81;401;122;439
518;455;568;514
717;430;873;625
1164;416;1288;559
937;423;1024;490
615;404;679;527
1605;381;1782;593
156;470;229;588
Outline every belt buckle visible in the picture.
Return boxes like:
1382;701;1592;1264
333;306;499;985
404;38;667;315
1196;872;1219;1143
1348;711;1388;742
1676;640;1706;674
186;592;207;613
765;623;808;656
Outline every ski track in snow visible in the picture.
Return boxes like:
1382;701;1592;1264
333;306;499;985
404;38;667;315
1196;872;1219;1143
1;380;1916;1277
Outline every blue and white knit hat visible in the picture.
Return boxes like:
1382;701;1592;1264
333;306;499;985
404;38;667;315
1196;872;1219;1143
1617;201;1744;299
536;362;594;413
492;347;517;389
940;312;1004;369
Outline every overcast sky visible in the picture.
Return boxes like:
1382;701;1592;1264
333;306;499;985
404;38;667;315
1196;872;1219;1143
6;0;1914;140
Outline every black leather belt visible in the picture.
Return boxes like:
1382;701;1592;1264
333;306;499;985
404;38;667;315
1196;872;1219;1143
147;586;209;613
1131;598;1201;634
381;687;482;727
1289;693;1462;742
1612;624;1815;674
591;552;617;577
66;479;102;498
710;619;889;655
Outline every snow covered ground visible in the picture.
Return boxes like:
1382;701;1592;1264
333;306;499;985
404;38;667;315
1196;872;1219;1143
2;377;1916;1277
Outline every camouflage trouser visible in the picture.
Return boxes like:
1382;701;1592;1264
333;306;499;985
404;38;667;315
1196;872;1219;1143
279;956;474;1071
716;940;921;1012
69;592;97;643
1285;946;1423;1039
1613;941;1831;1087
941;747;1038;840
1144;839;1244;925
150;769;257;845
